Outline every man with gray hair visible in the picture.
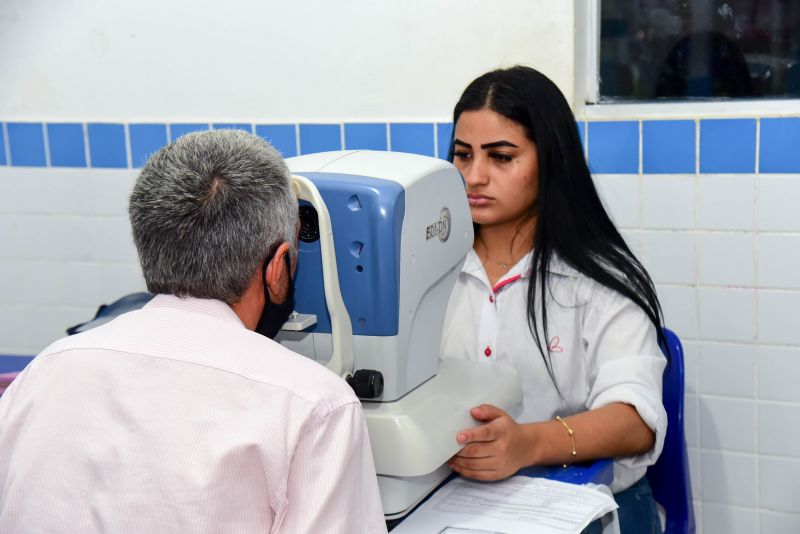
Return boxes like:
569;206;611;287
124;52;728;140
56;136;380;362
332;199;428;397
0;130;387;533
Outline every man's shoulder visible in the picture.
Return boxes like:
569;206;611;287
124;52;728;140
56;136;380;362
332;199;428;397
39;306;358;409
232;329;359;407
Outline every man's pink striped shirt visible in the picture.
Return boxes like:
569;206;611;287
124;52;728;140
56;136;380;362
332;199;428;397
0;295;386;533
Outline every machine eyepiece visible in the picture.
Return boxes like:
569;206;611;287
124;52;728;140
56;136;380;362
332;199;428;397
298;204;320;243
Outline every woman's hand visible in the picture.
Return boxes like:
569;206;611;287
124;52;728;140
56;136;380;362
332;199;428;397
448;404;534;481
449;402;656;481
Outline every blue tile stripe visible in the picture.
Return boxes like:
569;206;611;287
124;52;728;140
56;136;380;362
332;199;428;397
436;123;453;160
760;117;800;173
2;117;799;173
588;121;639;174
169;123;209;141
129;124;168;168
390;123;435;157
255;124;297;157
0;123;7;165
8;122;47;167
299;124;341;154
700;119;756;173
212;123;253;133
643;120;696;174
47;123;86;168
88;123;128;168
344;123;387;151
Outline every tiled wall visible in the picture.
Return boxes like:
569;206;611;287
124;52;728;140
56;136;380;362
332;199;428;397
581;117;800;534
0;120;456;354
0;121;456;169
2;116;800;532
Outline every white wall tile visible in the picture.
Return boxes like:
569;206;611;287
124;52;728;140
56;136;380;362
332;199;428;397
0;260;23;304
97;263;147;304
0;214;21;259
90;169;137;216
0;304;31;352
758;177;800;232
697;175;755;231
52;216;98;262
698;288;755;342
642;175;695;229
758;291;800;345
18;260;62;306
641;231;695;285
12;214;57;260
58;262;101;307
701;451;756;506
700;398;755;452
760;457;800;514
657;285;698;339
760;510;800;534
702;504;757;534
0;168;51;214
758;346;800;402
0;171;15;215
699;342;755;397
93;217;138;263
27;305;97;353
758;403;800;457
685;394;699;447
688;446;701;500
619;229;642;257
0;172;13;214
683;340;699;396
694;503;703;534
46;170;93;215
758;234;800;289
594;174;640;228
697;233;754;287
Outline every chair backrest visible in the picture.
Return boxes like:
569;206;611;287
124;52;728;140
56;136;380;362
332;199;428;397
647;328;696;534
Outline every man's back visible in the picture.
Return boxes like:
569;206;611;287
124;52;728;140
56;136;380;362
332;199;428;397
0;295;386;533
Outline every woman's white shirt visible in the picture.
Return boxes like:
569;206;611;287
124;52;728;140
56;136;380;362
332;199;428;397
440;249;667;493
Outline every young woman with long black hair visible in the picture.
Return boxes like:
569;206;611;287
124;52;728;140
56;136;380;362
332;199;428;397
440;66;667;534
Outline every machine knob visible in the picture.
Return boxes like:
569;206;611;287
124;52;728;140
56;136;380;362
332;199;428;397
347;369;384;399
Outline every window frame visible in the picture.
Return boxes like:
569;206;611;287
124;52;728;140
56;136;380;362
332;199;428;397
575;0;800;118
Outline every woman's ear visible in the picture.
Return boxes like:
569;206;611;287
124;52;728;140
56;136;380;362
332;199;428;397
264;242;291;302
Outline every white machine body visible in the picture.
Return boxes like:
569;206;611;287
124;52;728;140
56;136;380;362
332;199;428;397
279;151;522;517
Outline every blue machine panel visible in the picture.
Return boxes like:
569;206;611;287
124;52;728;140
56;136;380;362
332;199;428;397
293;172;404;336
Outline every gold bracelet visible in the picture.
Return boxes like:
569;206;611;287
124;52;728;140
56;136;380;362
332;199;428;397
555;415;577;467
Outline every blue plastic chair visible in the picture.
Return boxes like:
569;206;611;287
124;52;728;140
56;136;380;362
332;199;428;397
647;329;696;534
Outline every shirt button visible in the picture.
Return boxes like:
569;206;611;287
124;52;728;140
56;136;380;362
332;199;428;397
484;346;492;357
489;294;494;303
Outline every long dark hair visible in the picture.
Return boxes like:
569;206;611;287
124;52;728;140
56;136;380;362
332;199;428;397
450;66;668;387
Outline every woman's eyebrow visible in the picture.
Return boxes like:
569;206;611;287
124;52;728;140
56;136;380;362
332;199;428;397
480;140;518;149
454;138;471;148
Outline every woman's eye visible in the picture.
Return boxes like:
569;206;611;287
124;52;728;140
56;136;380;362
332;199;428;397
453;151;472;160
491;153;513;162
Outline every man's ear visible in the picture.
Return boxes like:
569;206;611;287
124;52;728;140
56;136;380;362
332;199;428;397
264;242;291;302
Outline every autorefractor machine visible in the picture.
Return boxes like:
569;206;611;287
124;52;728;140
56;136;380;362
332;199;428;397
278;150;522;519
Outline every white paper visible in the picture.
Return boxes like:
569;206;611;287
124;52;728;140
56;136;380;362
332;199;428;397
390;476;618;534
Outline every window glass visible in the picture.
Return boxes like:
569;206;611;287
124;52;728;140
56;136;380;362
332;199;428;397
600;0;800;100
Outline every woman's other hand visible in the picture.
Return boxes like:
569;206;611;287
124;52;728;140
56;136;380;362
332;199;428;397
448;404;534;481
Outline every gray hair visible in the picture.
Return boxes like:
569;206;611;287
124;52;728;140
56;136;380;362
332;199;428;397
129;129;297;304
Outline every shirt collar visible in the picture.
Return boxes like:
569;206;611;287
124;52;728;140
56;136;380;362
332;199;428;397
145;294;246;327
461;248;580;283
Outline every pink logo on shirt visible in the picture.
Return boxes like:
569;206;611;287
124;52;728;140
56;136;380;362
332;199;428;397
548;336;564;353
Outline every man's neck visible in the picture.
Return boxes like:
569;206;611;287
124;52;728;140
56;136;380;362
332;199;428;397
229;280;264;331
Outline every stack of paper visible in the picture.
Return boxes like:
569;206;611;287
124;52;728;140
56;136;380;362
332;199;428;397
391;475;617;534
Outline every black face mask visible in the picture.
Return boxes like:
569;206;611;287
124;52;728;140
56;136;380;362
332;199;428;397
255;248;295;339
